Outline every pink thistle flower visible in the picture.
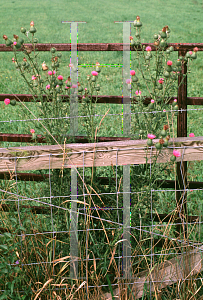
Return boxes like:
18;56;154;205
130;70;135;76
4;98;10;105
96;62;100;66
46;84;50;90
65;86;70;89
173;149;181;157
72;84;77;88
158;78;164;84
135;90;141;95
56;85;59;88
129;36;133;40
85;88;87;90
189;51;193;55
147;134;156;139
167;61;173;66
30;129;35;134
32;75;37;80
13;41;17;45
58;75;63;80
189;133;195;137
48;71;53;75
126;79;131;84
91;71;98;76
174;99;177;103
146;46;152;52
53;70;56;75
151;99;154;103
82;95;85;98
69;63;73;68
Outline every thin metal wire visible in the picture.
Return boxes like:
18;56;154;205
49;154;55;276
1;107;203;124
150;147;153;299
14;157;23;269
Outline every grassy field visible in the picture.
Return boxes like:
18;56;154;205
0;0;203;299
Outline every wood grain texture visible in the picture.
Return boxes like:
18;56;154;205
102;245;203;299
0;136;203;172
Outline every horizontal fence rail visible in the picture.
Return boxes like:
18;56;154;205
1;43;203;52
0;136;202;171
1;94;203;105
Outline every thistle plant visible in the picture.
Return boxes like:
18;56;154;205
129;16;198;150
3;21;102;145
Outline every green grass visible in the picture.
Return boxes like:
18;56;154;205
1;0;203;299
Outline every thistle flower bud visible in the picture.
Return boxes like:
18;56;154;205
155;142;162;150
3;35;13;47
163;139;168;147
134;15;142;27
21;27;26;34
160;129;167;137
160;27;167;38
50;47;56;53
29;21;37;34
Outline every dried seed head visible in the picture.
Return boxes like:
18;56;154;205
24;45;32;54
162;26;167;32
30;21;34;26
3;35;8;40
13;34;19;40
166;135;170;141
163;125;169;130
154;41;159;46
159;139;165;145
193;47;198;52
23;57;27;62
42;61;48;71
136;16;140;21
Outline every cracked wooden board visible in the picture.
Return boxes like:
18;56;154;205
102;245;203;299
0;136;202;171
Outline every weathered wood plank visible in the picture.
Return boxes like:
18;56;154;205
0;136;202;172
1;43;203;52
102;245;203;299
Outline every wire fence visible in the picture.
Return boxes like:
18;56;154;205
1;22;203;299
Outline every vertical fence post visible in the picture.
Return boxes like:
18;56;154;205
62;21;86;280
177;49;188;239
69;22;78;279
122;21;131;279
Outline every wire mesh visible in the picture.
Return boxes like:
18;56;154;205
0;22;203;300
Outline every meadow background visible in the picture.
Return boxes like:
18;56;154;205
0;0;203;298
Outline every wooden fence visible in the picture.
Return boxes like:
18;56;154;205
1;41;203;296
